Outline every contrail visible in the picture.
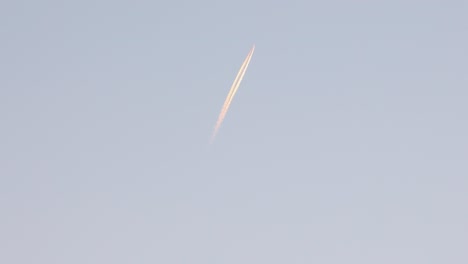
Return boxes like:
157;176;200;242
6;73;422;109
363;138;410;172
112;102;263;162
210;45;255;143
214;47;254;133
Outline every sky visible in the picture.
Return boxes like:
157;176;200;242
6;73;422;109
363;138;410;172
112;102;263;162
1;0;467;263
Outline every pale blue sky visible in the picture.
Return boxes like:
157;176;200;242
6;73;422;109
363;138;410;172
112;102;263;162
1;1;467;263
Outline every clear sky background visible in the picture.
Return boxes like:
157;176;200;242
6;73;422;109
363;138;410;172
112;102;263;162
1;1;467;263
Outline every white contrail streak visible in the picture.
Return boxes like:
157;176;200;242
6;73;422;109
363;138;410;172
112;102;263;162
210;45;255;143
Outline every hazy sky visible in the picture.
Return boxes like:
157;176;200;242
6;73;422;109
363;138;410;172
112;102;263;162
1;1;467;263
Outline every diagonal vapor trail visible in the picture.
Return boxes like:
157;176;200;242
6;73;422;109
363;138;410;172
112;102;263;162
214;47;254;131
210;45;255;143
